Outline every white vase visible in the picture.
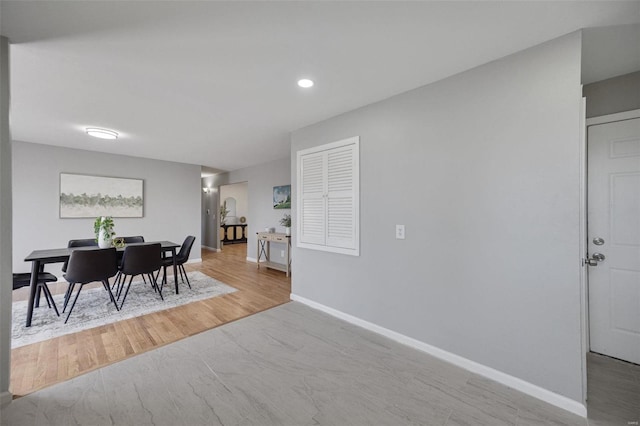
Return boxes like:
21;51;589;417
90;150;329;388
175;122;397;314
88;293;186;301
98;227;111;248
285;227;291;236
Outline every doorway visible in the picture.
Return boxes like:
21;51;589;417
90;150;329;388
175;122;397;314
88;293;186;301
219;182;249;255
585;110;640;423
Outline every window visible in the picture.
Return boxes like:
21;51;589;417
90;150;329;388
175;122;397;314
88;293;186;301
296;136;359;256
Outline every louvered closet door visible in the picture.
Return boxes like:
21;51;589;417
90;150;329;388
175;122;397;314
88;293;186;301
299;152;326;245
326;144;357;250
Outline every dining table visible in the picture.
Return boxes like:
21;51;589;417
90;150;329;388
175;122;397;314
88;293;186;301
23;240;181;327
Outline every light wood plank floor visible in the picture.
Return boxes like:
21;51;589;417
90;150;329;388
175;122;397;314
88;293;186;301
10;243;290;398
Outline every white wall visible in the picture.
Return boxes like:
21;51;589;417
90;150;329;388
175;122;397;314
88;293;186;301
0;35;13;407
291;32;584;405
12;141;202;276
220;181;248;224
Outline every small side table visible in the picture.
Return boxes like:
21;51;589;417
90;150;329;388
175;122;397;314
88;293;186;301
256;232;291;277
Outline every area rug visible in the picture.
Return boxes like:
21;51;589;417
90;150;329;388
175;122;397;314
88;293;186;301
11;271;237;348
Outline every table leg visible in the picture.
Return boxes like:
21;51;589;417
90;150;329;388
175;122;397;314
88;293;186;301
25;260;40;327
286;239;290;277
172;247;179;294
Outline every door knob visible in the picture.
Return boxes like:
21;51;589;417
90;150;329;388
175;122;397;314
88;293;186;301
586;252;606;266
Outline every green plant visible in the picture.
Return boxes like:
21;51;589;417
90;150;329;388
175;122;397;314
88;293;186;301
279;214;291;228
94;216;116;242
219;201;229;224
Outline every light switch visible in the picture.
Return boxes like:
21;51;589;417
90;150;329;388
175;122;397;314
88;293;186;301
396;224;405;239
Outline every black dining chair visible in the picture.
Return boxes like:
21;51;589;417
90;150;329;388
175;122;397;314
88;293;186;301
62;238;98;272
122;236;145;244
113;236;146;286
13;271;60;317
160;235;196;291
61;238;98;308
63;247;119;324
117;243;163;309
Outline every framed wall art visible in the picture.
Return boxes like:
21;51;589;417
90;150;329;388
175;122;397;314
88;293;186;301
60;173;144;218
273;185;291;209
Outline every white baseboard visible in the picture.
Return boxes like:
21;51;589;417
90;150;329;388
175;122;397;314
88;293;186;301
246;257;257;263
201;246;220;252
0;390;12;408
290;294;587;418
186;258;202;264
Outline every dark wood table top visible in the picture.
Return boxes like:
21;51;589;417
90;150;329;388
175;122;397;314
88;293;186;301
25;241;180;263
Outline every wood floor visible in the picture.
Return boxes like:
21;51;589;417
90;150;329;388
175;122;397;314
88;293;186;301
10;243;291;398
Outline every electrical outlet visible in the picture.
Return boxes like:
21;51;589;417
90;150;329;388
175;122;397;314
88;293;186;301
280;250;285;257
396;225;405;239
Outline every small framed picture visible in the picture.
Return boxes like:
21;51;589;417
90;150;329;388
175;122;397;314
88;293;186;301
273;185;291;209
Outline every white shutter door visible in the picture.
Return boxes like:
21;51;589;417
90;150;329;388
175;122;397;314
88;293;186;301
326;144;357;250
299;152;326;246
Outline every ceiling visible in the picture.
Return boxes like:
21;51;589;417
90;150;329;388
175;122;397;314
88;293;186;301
2;1;639;173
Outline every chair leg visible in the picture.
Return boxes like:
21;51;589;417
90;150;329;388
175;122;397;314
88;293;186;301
39;284;52;309
62;283;76;313
177;264;185;283
35;286;42;308
148;272;157;293
41;284;60;317
117;274;132;300
112;271;121;289
102;279;119;311
159;266;167;293
180;265;191;289
101;279;117;306
119;275;135;309
64;284;84;324
116;272;126;298
149;273;164;301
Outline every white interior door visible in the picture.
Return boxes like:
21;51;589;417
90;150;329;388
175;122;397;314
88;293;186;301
588;116;640;364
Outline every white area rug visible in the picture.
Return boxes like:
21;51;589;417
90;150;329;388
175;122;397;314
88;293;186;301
12;271;237;348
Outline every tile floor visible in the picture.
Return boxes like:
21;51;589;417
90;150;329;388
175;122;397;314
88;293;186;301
1;302;637;425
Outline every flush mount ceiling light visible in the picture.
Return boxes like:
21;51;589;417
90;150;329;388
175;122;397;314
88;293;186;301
85;128;118;140
297;79;314;88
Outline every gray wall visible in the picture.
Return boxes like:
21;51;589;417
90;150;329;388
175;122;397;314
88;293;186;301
291;32;584;402
201;173;228;250
201;176;216;249
204;157;290;262
583;70;640;118
0;35;12;405
12;141;202;276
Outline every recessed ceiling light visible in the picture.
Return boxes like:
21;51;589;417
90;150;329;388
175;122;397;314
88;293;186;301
86;128;118;140
297;79;314;88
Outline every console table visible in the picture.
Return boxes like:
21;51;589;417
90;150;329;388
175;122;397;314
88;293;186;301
256;232;291;277
221;224;247;244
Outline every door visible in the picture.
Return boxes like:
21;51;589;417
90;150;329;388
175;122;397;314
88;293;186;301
588;116;640;364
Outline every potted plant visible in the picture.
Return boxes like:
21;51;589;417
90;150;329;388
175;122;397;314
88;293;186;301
279;214;291;236
220;201;229;225
94;216;116;248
